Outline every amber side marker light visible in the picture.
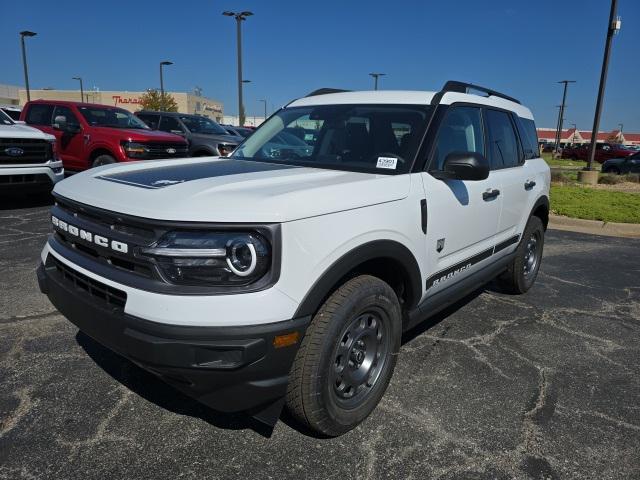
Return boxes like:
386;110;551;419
273;331;299;348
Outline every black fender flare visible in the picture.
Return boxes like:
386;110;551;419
529;195;550;229
293;240;422;318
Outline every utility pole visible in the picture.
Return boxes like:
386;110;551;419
586;0;621;171
259;99;267;122
554;80;576;155
19;31;37;102
369;73;385;90
72;77;84;102
223;11;253;126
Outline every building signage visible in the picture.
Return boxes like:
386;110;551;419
112;95;143;105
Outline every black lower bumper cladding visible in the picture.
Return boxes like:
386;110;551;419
37;257;310;426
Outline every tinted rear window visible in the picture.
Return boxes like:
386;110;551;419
517;118;540;160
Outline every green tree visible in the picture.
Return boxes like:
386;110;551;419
139;89;178;112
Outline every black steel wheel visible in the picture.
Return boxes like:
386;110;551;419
497;216;545;294
286;275;401;437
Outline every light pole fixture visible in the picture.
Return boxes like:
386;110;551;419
259;99;267;122
72;77;84;103
159;60;173;111
19;31;37;102
369;72;385;90
223;10;253;126
554;80;576;154
587;0;621;171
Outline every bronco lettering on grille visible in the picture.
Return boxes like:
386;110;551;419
51;216;129;254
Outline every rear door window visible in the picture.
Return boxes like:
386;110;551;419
137;113;160;130
485;109;521;169
159;116;185;135
25;104;54;126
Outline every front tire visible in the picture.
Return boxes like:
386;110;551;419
497;216;545;294
286;275;401;437
92;154;116;168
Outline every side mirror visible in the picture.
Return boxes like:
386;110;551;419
53;115;80;134
434;152;490;181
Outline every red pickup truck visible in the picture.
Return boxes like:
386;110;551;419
21;100;188;171
561;143;634;164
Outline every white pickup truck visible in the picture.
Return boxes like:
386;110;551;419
0;108;63;192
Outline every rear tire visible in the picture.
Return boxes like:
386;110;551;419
92;154;116;168
286;275;401;437
497;216;545;294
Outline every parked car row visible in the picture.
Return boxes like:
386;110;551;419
560;142;635;163
5;100;250;178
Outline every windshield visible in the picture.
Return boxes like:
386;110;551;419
179;115;226;135
78;106;150;129
0;109;14;125
232;104;432;174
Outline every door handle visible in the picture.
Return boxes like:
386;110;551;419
482;189;500;201
524;180;536;190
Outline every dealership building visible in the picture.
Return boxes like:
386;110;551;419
15;88;224;122
537;128;640;147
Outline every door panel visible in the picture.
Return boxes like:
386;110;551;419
421;105;502;298
52;106;85;170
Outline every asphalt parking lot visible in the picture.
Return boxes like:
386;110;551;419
1;196;639;480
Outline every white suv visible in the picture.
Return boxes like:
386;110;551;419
0;108;63;192
37;81;550;436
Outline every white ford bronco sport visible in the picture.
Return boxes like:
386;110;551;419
1;108;63;192
37;81;550;436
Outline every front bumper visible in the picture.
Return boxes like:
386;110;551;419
36;257;310;422
0;162;64;191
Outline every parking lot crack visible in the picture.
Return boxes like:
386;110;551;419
0;387;37;440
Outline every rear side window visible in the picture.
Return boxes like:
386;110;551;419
137;113;160;129
517;117;540;160
25;104;54;125
432;106;484;170
159;116;184;135
485;109;521;169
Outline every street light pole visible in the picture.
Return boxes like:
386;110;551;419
72;77;84;103
223;11;253;127
259;99;267;122
587;0;621;171
369;73;385;90
159;61;173;111
554;80;575;155
19;31;37;102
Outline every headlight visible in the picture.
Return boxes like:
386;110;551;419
121;141;149;159
141;231;271;286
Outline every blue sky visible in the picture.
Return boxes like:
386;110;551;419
2;0;638;130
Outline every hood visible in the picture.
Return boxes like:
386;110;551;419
53;158;411;223
0;123;54;140
92;126;186;143
189;132;241;145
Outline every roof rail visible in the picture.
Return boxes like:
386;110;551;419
441;80;521;105
305;88;351;97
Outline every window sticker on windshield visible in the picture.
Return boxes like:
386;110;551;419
376;157;398;170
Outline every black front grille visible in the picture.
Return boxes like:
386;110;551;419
144;143;189;159
0;173;51;185
0;138;51;164
53;198;157;279
51;256;127;309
